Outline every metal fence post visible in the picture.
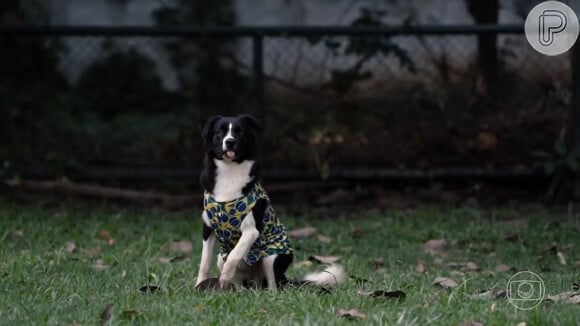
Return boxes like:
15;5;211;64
252;34;264;118
572;44;580;197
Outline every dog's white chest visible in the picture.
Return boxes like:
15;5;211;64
212;159;254;202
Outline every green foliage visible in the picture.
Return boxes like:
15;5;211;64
0;0;69;170
533;137;579;176
533;135;580;198
1;1;245;176
308;7;416;94
152;1;247;112
76;49;182;118
346;8;415;72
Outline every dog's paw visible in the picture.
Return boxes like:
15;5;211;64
219;277;232;289
219;262;236;288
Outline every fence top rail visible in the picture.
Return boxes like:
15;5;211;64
0;24;524;37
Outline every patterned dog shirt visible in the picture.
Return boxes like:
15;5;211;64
203;183;293;266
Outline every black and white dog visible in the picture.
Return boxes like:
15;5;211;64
196;114;345;290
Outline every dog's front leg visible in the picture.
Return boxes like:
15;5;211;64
196;211;216;286
261;255;278;290
219;212;259;288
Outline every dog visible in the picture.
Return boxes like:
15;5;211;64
195;114;345;290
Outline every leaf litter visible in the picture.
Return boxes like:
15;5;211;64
416;259;426;273
288;227;317;238
423;239;448;255
433;277;458;289
336;309;366;319
64;241;76;253
100;303;113;326
169;240;193;254
494;264;511;273
358;290;406;301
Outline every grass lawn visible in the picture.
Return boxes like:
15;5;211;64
0;203;579;325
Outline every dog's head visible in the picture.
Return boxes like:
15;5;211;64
200;114;261;162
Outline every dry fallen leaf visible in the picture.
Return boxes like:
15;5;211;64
450;270;463;277
288;227;317;238
337;309;366;319
495;264;510;273
350;227;366;238
423;239;448;256
316;189;353;206
445;262;464;268
433;277;458;289
340;246;353;253
358;290;406;300
472;288;507;300
85;246;102;256
139;285;167;294
458;321;485;326
503;232;520;243
65;241;76;253
547;291;580;304
557;251;567;266
416;260;426;273
516;322;526;326
92;259;109;271
170;255;188;263
309;255;341;264
369;258;385;268
170;240;193;254
490;302;497;312
317;235;332;244
13;230;24;238
473;131;498;152
121;309;139;319
100;303;113;326
462;262;481;272
99;230;112;241
195;304;202;311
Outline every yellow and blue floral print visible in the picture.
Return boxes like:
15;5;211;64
203;183;293;266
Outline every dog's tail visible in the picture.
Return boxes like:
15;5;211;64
299;264;346;286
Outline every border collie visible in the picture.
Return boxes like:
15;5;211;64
195;114;345;290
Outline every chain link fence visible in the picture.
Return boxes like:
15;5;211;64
0;26;573;181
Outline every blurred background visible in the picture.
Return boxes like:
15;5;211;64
1;0;578;208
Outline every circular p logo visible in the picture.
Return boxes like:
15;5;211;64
506;271;545;310
525;1;579;56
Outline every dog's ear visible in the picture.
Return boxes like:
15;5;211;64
200;115;222;144
238;114;261;134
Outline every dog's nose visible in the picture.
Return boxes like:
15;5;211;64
225;139;236;149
